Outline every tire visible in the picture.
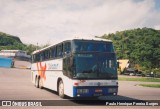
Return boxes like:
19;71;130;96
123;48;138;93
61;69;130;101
35;77;39;88
58;80;65;98
39;77;43;89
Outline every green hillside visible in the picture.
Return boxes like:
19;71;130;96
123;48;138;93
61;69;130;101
0;32;37;54
99;27;160;73
0;32;26;50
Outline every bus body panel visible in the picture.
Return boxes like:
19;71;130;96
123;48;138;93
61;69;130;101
31;59;63;90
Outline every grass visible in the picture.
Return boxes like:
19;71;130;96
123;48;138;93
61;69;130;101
118;76;160;82
139;84;160;88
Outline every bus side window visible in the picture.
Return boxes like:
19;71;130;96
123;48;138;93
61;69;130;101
40;52;44;61
45;50;47;60
63;42;71;55
49;48;52;59
50;46;56;58
35;53;40;62
40;52;42;61
54;47;57;58
48;49;50;59
63;57;72;78
45;50;49;60
57;44;63;58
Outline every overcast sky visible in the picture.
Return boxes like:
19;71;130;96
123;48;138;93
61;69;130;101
0;0;160;45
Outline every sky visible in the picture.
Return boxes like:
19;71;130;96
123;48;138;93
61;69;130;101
0;0;160;45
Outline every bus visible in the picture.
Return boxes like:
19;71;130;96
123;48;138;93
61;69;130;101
31;38;118;98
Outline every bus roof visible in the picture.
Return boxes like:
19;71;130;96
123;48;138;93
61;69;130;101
32;37;112;54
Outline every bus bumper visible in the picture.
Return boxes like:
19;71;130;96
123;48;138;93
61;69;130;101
73;86;118;97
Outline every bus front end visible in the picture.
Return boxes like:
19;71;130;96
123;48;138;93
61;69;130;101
64;39;118;98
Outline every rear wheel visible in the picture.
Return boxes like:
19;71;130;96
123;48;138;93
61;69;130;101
39;77;43;89
58;80;65;98
35;77;39;88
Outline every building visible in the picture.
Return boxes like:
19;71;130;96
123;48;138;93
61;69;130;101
0;50;30;59
118;59;130;74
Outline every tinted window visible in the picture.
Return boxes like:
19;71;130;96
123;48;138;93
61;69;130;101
40;52;45;61
63;57;72;78
45;50;49;60
50;46;56;58
57;44;63;57
73;53;117;79
73;40;113;52
63;42;71;55
35;53;40;62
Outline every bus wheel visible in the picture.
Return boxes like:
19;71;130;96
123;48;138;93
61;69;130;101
39;77;43;89
58;80;64;98
35;77;39;88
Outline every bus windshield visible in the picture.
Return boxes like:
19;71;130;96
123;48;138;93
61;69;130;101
72;40;114;52
73;53;117;79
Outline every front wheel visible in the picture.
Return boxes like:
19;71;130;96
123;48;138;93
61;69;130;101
58;80;65;98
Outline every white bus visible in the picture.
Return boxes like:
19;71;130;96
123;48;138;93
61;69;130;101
31;38;118;98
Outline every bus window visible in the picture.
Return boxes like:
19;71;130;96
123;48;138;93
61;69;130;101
45;50;49;60
50;46;56;58
54;47;57;58
40;52;42;61
63;57;72;78
49;49;52;59
57;44;63;57
35;53;40;62
48;50;50;59
73;40;113;52
41;51;45;61
63;42;71;55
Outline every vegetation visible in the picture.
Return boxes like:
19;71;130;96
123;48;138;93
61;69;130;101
139;84;160;88
0;32;25;50
98;27;160;74
118;76;160;82
0;32;38;55
1;27;160;73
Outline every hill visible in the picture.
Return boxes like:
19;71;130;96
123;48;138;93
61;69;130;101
0;32;26;50
0;32;22;44
0;32;37;54
99;27;160;73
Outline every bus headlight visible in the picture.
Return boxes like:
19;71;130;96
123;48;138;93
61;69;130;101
77;89;89;94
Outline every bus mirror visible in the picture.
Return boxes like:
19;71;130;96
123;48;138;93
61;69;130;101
63;51;70;57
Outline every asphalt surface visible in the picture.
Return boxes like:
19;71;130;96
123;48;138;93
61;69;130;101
0;67;160;109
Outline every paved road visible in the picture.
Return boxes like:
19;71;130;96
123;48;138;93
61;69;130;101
0;68;159;108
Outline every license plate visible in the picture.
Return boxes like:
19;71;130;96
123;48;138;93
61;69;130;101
94;94;103;96
108;88;117;93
